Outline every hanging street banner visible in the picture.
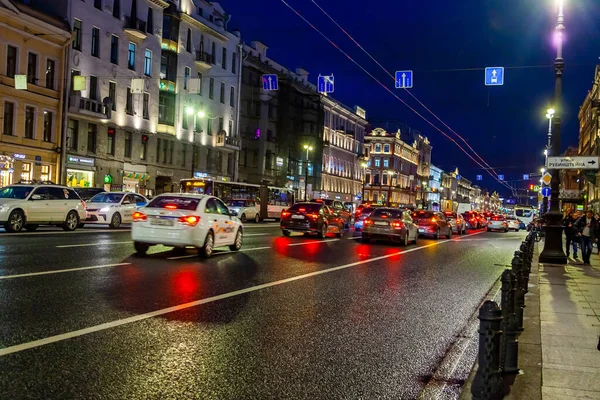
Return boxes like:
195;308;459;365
546;156;600;170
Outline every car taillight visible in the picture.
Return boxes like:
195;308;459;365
132;211;147;222
178;215;200;226
364;219;373;225
391;221;403;229
431;217;437;223
282;211;290;217
164;204;177;210
306;213;319;220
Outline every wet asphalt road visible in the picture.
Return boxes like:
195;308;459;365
0;223;525;399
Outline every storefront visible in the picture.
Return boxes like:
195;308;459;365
1;152;56;185
123;163;150;195
0;155;14;187
65;155;96;188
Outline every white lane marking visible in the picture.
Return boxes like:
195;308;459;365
56;241;133;248
0;229;129;237
0;263;131;280
241;224;280;229
0;239;453;357
347;236;361;240
243;233;271;237
457;237;518;241
166;246;273;260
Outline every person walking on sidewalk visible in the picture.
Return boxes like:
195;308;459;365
563;211;579;259
575;210;598;265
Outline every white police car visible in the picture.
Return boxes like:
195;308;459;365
84;192;148;228
131;193;243;257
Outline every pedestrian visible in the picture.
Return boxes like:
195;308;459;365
575;210;598;265
563;211;578;259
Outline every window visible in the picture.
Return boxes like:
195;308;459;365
143;93;149;119
232;52;236;74
156;138;161;162
218;116;223;133
182;108;188;130
87;123;97;153
383;144;390;153
3;102;14;135
186;28;192;52
124;131;132;158
27;53;37;84
207;118;212;135
141;135;148;160
128;42;136;70
67;119;78;150
89;75;98;100
209;77;214;99
197;72;203;95
94;0;102;9
211;42;216;64
6;45;17;78
147;7;153;33
184;66;190;90
230;86;235;107
158;92;175;125
375;143;382;153
110;35;119;64
168;140;174;164
126;87;133;114
144;49;152;76
21;163;32;182
73;19;82;50
43;111;53;142
107;128;115;155
222;48;227;69
113;0;120;18
374;158;381;167
91;27;100;57
24;107;35;139
383;158;389;168
219;82;225;104
197;7;203;16
40;165;50;182
109;81;117;111
162;139;167;163
45;59;55;89
228;120;233;136
181;142;186;167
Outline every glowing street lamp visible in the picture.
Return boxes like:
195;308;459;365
303;145;313;201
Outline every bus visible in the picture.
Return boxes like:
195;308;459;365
179;179;294;220
514;204;534;226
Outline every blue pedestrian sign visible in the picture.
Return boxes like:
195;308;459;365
485;67;504;86
476;174;483;181
262;74;278;91
523;174;529;180
498;174;504;181
318;75;334;93
541;187;551;197
395;70;413;89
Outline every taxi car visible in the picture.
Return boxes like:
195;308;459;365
0;184;86;232
131;193;243;258
227;199;260;223
84;192;148;228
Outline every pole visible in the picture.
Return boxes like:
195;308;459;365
190;130;196;178
540;0;567;265
305;148;309;201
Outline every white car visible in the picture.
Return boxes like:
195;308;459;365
506;216;521;231
131;193;243;257
84;192;148;228
0;184;86;232
487;215;509;232
227;199;260;223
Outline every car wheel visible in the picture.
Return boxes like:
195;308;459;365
199;230;215;258
434;229;440;240
254;214;260;223
335;224;343;238
240;213;247;223
361;234;370;243
318;223;327;239
229;229;243;251
414;233;419;245
109;212;122;229
446;229;452;239
134;241;150;256
62;211;79;231
402;231;409;246
24;224;39;232
5;210;25;233
282;229;291;237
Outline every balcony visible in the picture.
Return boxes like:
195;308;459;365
215;133;241;150
69;93;106;118
124;17;147;40
195;51;213;70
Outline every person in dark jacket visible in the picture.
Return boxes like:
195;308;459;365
575;210;598;265
563;211;579;259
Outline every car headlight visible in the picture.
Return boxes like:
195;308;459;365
99;207;111;212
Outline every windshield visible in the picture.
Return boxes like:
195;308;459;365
515;209;532;217
0;186;34;199
444;212;457;218
228;200;250;207
147;196;200;211
89;193;124;203
289;203;322;213
372;209;402;218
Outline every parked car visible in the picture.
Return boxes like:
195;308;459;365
0;184;86;232
411;210;452;239
227;199;260;223
487;215;509;232
85;192;148;228
443;211;467;235
73;187;106;202
281;202;345;238
310;199;352;228
361;208;419;245
506;216;521;231
131;194;242;258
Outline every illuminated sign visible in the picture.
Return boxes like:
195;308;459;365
104;174;113;184
276;157;284;167
355;106;366;119
67;155;95;166
13;153;26;159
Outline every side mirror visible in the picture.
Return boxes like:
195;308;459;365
30;194;42;201
229;209;238;217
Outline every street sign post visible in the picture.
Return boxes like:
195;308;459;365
485;67;504;86
395;70;413;89
541;187;551;197
546;156;600;169
542;172;552;186
318;75;334;93
262;74;278;91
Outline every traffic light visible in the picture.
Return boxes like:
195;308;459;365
529;184;534;190
142;135;148;143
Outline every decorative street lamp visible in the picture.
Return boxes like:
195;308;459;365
361;161;368;203
540;0;567;265
303;145;313;201
421;180;428;209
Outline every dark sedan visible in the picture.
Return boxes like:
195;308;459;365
281;202;345;238
411;210;452;239
361;208;419;245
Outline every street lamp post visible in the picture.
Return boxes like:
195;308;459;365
303;145;313;201
540;0;567;265
387;170;395;207
361;162;368;203
422;180;427;209
187;106;207;178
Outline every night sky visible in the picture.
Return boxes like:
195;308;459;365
224;0;600;197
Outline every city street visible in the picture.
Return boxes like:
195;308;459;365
0;224;524;399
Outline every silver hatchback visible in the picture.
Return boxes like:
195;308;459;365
361;208;419;246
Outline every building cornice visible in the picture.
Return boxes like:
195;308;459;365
148;0;169;9
181;14;229;43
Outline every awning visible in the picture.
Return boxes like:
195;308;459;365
122;171;150;180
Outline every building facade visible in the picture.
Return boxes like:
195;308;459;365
578;66;600;211
0;0;71;186
414;133;432;207
427;164;443;210
440;170;458;211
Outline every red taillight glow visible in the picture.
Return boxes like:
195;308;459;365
364;219;373;225
431;217;437;223
306;213;319;220
391;221;403;228
178;215;200;226
381;215;388;218
299;208;306;212
132;211;147;221
282;211;290;217
164;204;177;209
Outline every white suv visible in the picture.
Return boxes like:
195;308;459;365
0;184;86;232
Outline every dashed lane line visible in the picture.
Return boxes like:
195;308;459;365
0;263;132;280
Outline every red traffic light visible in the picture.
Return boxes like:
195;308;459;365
529;184;534;190
142;135;148;143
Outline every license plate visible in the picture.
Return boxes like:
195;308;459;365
291;215;305;219
418;228;425;233
151;218;174;226
374;221;388;226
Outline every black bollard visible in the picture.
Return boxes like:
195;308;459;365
512;251;526;331
500;269;519;375
472;301;504;400
520;242;531;293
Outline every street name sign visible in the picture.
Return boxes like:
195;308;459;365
318;75;334;93
485;67;504;86
546;156;600;170
395;70;413;88
262;74;278;91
